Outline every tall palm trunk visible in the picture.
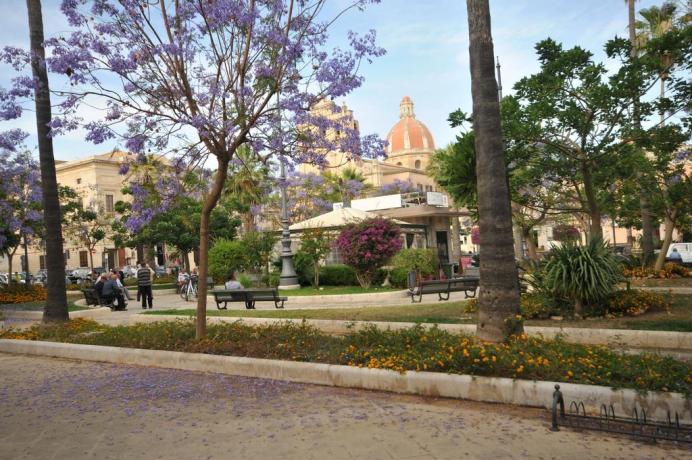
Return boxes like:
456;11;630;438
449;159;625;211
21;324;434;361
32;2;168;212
27;0;68;321
466;0;522;342
627;0;655;264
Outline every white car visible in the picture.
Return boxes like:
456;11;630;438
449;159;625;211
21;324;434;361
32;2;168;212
666;243;691;265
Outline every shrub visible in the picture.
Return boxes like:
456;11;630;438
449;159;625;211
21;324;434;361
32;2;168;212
372;267;389;287
606;289;671;317
623;263;690;279
208;239;248;280
463;298;478;313
520;293;556;319
389;267;410;288
241;231;278;282
0;285;47;304
262;272;280;288
238;273;253;288
11;320;688;395
319;264;358;286
543;240;622;316
335;218;402;288
391;248;436;277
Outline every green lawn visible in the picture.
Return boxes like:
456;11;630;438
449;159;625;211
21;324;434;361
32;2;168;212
146;294;692;332
277;286;401;296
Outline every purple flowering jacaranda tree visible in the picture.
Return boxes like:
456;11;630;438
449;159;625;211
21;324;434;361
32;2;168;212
25;0;386;338
0;150;43;280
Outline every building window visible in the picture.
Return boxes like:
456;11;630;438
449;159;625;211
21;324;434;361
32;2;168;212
396;162;402;166
39;255;46;270
64;250;70;260
76;178;82;185
79;250;88;267
415;159;421;169
105;194;114;212
417;183;423;191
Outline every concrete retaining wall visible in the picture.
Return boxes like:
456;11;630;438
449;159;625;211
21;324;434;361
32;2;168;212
0;339;688;421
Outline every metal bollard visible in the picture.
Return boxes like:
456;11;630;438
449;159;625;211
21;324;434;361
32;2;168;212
551;384;565;432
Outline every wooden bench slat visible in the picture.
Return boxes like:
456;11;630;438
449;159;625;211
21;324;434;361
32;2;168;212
211;288;286;310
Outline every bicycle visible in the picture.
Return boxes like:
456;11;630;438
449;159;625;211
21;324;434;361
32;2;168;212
180;277;198;301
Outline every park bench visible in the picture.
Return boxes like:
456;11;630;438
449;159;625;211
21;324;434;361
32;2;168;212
408;277;480;303
211;288;287;310
81;288;115;309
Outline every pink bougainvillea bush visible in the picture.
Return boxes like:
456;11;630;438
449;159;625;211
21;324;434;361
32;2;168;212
335;218;402;287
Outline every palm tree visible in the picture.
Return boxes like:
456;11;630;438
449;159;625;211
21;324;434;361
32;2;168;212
635;2;679;123
466;0;522;342
224;146;270;234
26;0;68;321
625;0;655;264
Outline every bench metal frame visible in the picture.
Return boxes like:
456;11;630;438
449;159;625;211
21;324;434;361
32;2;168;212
212;288;287;310
408;277;479;303
81;288;115;309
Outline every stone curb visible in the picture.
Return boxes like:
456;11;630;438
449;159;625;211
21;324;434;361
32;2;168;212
2;307;112;320
134;314;692;351
0;339;688;420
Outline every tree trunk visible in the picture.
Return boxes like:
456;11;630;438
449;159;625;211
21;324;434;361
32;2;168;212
450;214;462;265
314;263;319;288
581;162;602;241
7;249;15;284
88;247;94;276
184;251;191;272
27;0;68;321
654;214;675;270
628;0;655;264
466;0;522;342
143;244;155;268
196;158;229;339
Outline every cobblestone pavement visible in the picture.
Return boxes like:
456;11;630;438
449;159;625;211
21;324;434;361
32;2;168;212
0;353;689;460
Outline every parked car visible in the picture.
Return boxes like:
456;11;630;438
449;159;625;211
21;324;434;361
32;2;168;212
68;267;93;283
0;273;8;286
34;269;48;284
666;243;691;266
122;265;138;278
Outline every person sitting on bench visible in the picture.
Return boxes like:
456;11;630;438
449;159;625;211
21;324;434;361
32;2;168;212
224;272;242;290
102;273;127;310
93;274;107;299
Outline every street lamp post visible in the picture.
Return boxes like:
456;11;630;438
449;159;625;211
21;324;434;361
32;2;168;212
277;93;300;289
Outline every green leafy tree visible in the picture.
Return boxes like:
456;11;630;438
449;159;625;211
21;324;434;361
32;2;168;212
61;186;110;273
207;239;248;281
297;228;333;287
241;231;278;286
504;36;687;241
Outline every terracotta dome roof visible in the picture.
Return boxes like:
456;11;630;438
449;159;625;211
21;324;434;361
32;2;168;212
386;96;435;155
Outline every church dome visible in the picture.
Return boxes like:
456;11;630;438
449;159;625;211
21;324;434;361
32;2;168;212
386;96;435;156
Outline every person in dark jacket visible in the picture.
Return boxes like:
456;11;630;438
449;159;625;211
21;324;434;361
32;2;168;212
102;273;127;310
93;274;107;299
136;261;153;309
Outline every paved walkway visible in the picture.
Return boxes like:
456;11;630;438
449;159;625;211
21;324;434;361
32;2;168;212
1;353;688;460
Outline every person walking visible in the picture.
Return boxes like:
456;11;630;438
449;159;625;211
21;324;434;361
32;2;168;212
137;261;153;309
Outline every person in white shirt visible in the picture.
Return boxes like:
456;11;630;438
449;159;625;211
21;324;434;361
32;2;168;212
224;272;242;290
111;269;133;300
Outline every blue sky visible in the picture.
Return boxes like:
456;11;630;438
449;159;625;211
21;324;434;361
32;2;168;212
0;0;663;161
